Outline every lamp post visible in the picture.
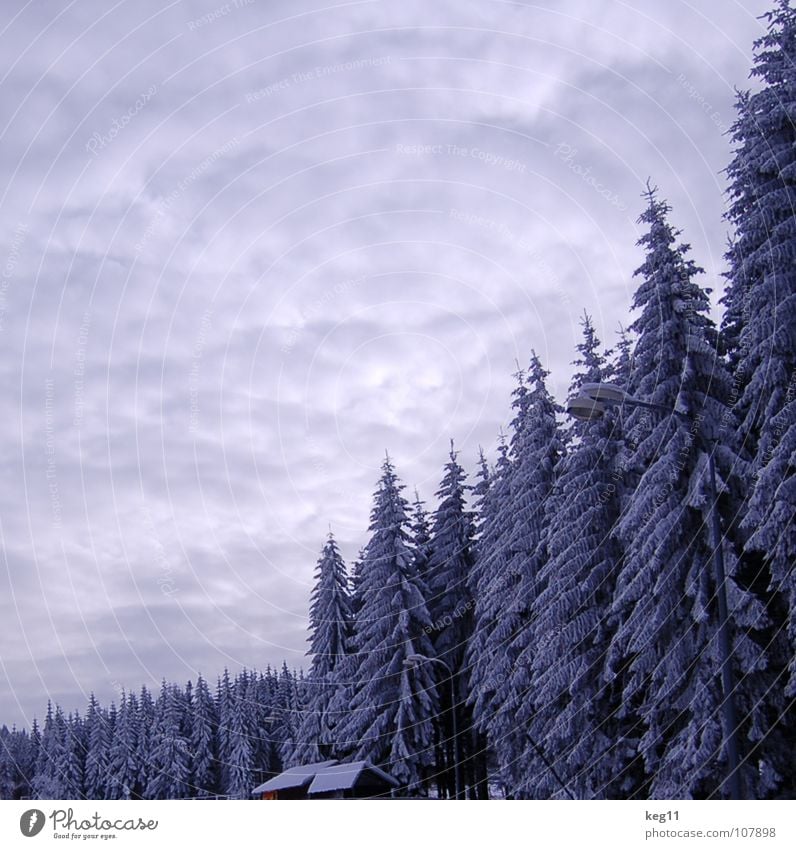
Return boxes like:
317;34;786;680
566;382;743;800
404;653;463;799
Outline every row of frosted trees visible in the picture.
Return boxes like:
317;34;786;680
290;1;796;798
0;665;305;799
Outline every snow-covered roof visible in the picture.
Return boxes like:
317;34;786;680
252;759;400;796
251;760;338;794
307;760;400;794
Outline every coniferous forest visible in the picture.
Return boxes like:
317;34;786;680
2;1;795;801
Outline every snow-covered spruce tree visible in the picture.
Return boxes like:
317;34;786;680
337;455;438;795
515;316;625;799
215;669;233;792
722;2;796;720
224;674;254;799
348;549;367;620
21;725;38;799
83;694;110;799
308;534;353;680
0;729;13;800
723;0;796;460
24;720;40;799
106;692;139;799
607;189;769;799
465;447;494;798
190;674;218;797
472;356;564;795
467;438;507;609
467;433;516;800
62;712;84;799
5;727;29;800
145;682;191;799
410;492;433;587
245;671;277;788
0;725;36;800
35;707;83;799
471;448;490;534
291;533;352;766
325;546;368;746
258;666;287;774
31;703;67;799
426;442;477;798
134;686;155;798
272;663;302;767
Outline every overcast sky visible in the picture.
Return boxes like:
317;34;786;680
0;0;770;726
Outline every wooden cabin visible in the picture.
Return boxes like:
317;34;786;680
252;759;399;799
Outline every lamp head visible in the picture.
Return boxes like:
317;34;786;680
566;395;606;422
580;382;627;403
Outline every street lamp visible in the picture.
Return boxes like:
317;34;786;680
567;382;743;800
404;653;463;799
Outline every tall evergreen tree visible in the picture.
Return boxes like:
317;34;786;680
190;675;218;797
61;712;84;798
607;189;769;799
83;694;110;799
106;692;139;799
470;448;491;540
0;725;36;800
215;669;233;793
31;702;58;798
722;0;796;713
723;0;796;460
410;492;433;586
307;534;352;680
31;703;70;799
0;727;17;799
426;442;476;798
427;442;475;671
26;719;40;798
469;356;564;792
145;682;190;799
467;429;515;760
336;456;438;794
292;534;352;765
518;316;625;798
467;436;508;606
245;671;276;788
224;674;254;799
465;447;494;799
273;663;301;767
135;686;155;798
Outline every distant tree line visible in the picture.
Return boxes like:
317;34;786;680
0;666;303;799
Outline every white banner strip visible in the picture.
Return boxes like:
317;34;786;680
2;799;794;848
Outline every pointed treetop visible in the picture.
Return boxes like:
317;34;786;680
526;350;550;388
476;445;489;476
642;177;659;205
